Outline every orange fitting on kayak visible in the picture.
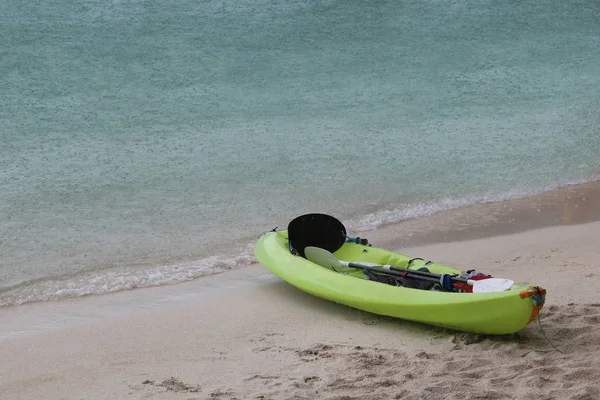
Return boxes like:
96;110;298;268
528;303;544;324
520;287;547;299
520;286;547;324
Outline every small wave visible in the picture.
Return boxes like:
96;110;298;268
345;175;600;233
0;246;257;308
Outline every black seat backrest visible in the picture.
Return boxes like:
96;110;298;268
288;213;347;258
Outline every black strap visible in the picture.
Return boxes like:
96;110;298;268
362;268;400;286
407;258;424;267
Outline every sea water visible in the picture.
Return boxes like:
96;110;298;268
1;0;600;306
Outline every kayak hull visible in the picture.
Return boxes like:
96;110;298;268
255;230;545;335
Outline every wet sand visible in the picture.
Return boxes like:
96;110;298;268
367;179;600;250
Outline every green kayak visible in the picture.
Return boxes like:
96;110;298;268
255;214;546;335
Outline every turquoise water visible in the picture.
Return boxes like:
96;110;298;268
2;0;600;306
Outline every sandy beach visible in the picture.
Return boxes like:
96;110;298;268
2;191;600;400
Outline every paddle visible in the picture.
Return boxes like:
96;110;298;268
304;246;514;293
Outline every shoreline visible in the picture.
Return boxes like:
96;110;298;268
361;178;600;250
2;178;600;310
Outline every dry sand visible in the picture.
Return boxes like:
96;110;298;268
2;221;600;399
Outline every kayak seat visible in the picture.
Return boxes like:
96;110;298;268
288;213;347;258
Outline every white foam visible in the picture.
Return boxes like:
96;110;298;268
344;175;600;233
0;245;257;307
